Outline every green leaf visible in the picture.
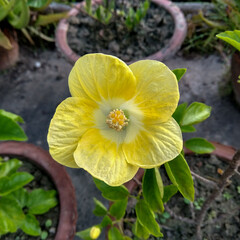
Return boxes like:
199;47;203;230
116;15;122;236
93;178;129;201
93;198;108;216
100;215;112;228
8;0;30;29
0;30;12;49
109;198;128;220
162;185;178;203
27;189;58;215
28;0;52;10
0;172;33;196
0;158;22;178
172;103;187;124
181;102;211;126
135;199;163;237
34;12;68;26
181;125;196;133
0;0;16;21
132;220;150;240
216;30;240;51
108;226;125;240
172;68;187;82
0;196;25;235
165;154;194;201
0;109;24;123
0;114;27;141
20;213;41;236
185;138;215;154
142;168;164;213
9;188;28;208
76;227;92;240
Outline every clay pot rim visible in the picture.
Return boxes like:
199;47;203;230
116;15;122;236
0;141;77;240
124;141;237;193
55;0;187;64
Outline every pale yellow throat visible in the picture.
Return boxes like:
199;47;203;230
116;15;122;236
106;109;129;131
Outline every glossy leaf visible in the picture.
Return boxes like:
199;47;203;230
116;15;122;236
172;68;187;82
181;102;211;126
142;168;164;213
20;214;41;236
93;178;129;201
132;220;150;240
0;114;27;141
108;226;125;240
100;215;112;228
181;125;196;133
162;185;178;203
9;188;28;208
185;138;215;154
165;154;194;201
93;198;108;216
0;158;22;178
135;199;163;237
109;198;128;220
0;196;25;235
76;227;92;240
27;189;58;215
216;30;240;51
172;102;187;124
0;172;33;196
0;109;24;123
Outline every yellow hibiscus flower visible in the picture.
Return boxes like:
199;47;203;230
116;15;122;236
47;53;182;186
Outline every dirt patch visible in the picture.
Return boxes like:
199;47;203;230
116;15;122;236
67;1;174;62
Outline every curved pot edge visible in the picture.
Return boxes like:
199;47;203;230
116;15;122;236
0;141;78;240
55;0;187;65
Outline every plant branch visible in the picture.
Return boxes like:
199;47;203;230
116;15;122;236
165;205;195;225
196;150;240;240
191;170;218;188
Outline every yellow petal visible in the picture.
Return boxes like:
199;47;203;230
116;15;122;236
69;53;136;102
129;60;179;123
74;128;139;186
47;97;97;168
123;118;183;168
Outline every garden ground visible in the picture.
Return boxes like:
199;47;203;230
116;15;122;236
0;46;239;239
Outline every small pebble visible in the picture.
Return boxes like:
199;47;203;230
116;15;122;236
35;61;41;68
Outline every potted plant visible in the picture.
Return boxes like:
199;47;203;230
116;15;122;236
45;52;239;240
0;0;68;70
216;30;240;107
56;0;187;64
0;109;77;239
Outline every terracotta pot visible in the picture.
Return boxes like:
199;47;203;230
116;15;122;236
124;141;236;193
0;28;19;70
231;51;240;107
0;141;77;240
56;0;187;64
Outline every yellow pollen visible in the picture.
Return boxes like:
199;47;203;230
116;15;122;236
106;109;129;131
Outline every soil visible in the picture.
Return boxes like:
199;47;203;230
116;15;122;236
0;156;60;240
67;0;174;62
123;154;240;240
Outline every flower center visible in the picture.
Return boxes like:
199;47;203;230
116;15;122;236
106;109;129;131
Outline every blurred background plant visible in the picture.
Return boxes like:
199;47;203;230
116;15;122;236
183;0;240;54
0;109;58;238
0;0;68;49
83;0;150;31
